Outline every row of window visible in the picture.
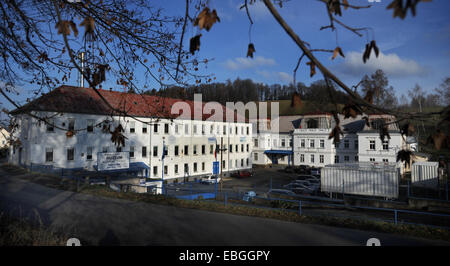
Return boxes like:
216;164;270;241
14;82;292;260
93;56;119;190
44;143;251;162
152;159;250;176
254;138;292;148
47;119;251;136
369;140;389;151
298;139;357;149
296;154;390;164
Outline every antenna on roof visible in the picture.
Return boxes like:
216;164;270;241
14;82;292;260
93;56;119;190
78;52;85;88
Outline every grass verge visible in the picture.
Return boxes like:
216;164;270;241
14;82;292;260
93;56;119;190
0;211;67;246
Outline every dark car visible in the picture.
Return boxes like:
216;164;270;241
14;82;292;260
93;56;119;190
284;166;294;173
231;170;253;178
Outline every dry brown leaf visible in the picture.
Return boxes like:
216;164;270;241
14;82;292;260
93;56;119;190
80;16;95;35
332;47;345;60
189;34;202;55
342;0;349;10
194;7;220;32
364;90;374;104
290;92;303;108
397;149;412;168
55;20;71;35
66;130;75;138
247;43;255;58
342;102;362;118
306;61;316;77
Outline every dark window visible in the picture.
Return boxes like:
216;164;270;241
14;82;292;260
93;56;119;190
184;145;189;155
142;126;147;133
383;140;389;150
87;120;94;132
142;146;147;157
45;148;53;162
370;140;376;150
130;122;135;133
153;146;158;157
87;147;93;160
47;122;54;132
154;124;158;133
175;146;179;156
164;123;169;134
202;145;206;155
67;148;74;161
116;147;122;152
306;119;318;129
130;146;135;158
68;119;75;131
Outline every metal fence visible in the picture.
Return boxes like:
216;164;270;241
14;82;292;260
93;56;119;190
16;163;450;229
166;188;450;229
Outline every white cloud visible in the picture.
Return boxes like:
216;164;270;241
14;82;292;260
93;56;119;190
277;72;293;83
335;51;427;78
223;56;276;70
255;70;293;84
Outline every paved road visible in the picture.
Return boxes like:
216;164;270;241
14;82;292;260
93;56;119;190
0;170;448;246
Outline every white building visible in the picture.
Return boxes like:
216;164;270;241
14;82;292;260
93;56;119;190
357;114;405;167
251;116;301;166
293;112;407;172
8;85;253;183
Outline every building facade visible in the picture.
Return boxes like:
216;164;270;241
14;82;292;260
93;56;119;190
292;113;407;171
251;116;300;166
8;86;252;183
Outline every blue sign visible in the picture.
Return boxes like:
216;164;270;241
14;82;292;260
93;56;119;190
213;161;219;174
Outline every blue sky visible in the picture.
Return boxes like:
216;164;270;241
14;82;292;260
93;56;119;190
2;0;449;112
160;0;450;99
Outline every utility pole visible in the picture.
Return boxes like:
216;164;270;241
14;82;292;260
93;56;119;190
218;137;227;191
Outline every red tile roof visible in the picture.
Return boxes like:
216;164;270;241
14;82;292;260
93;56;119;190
11;85;246;122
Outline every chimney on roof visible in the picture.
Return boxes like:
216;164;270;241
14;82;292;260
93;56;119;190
78;52;85;88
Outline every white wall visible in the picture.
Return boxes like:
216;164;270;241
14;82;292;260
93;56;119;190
9;111;253;182
252;132;293;165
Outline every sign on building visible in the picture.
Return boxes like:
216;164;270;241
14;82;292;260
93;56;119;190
97;152;130;171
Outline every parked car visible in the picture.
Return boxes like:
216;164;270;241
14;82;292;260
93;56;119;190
294;183;318;195
268;189;296;196
201;175;221;184
284;166;294;173
283;182;306;189
296;174;317;180
232;170;253;178
294;165;310;174
294;180;312;186
243;191;256;202
305;179;320;185
310;168;321;176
